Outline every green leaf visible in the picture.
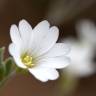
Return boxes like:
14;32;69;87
0;47;5;64
16;67;29;76
4;58;14;76
0;47;5;81
0;63;5;81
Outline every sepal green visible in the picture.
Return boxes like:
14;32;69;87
16;67;29;76
4;58;14;76
0;47;6;81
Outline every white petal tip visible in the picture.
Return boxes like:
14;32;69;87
10;24;17;32
51;26;59;31
40;79;48;82
19;19;28;25
50;26;59;37
37;20;50;28
42;20;49;24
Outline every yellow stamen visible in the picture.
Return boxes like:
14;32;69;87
21;53;34;68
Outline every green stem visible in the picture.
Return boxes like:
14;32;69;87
55;72;79;96
0;70;16;90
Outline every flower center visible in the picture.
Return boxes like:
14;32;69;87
21;53;34;68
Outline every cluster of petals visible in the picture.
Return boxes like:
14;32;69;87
9;19;70;82
62;20;96;77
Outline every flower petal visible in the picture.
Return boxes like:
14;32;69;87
19;19;32;40
28;20;50;55
43;43;70;58
29;67;59;82
28;67;48;82
38;56;70;69
32;26;59;57
10;24;21;47
9;43;20;57
14;57;27;69
44;68;59;80
9;43;27;69
33;20;50;38
20;20;49;55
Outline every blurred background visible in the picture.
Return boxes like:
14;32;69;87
0;0;96;96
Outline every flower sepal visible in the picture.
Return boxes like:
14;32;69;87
16;67;29;76
0;47;6;81
0;47;15;87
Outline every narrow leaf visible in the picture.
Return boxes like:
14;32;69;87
5;58;14;76
0;47;5;64
0;63;5;81
0;47;5;81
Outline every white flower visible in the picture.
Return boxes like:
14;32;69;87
76;20;96;45
9;19;70;82
62;20;96;77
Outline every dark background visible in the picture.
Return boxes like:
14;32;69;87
0;0;96;96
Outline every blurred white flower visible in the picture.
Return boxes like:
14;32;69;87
76;20;96;45
62;20;96;77
9;19;70;82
